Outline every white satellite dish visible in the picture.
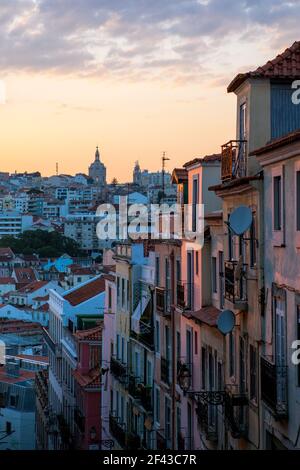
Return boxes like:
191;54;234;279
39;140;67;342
217;310;235;335
229;205;252;236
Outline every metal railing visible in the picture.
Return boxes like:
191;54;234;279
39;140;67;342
221;140;247;182
156;287;171;316
224;261;247;305
261;356;288;419
110;356;128;384
109;414;125;448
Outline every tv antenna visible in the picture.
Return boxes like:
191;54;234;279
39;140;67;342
162;151;170;202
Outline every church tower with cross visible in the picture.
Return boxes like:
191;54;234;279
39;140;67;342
88;146;106;186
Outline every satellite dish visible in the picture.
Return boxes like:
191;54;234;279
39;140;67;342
229;205;252;236
217;310;235;335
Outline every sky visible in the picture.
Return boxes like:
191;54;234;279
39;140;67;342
1;0;300;182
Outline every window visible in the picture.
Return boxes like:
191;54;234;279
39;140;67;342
108;286;112;309
297;171;300;231
116;334;120;360
155;320;160;353
155;387;160;424
250;345;257;401
218;251;224;309
195;251;199;275
250;218;257;267
176;331;181;365
194;331;198;355
121;279;125;308
201;347;206;389
212;257;217;293
228;217;234;260
155;256;160;286
192;176;199;232
229;332;235;377
273;175;282;230
165;397;171;446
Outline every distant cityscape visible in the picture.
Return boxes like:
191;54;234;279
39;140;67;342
1;40;300;453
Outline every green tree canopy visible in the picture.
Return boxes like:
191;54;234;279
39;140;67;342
0;230;81;257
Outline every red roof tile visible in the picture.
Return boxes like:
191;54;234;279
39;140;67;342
75;325;102;341
250;128;300;156
17;280;48;294
0;277;15;285
13;267;37;284
171;168;188;184
63;277;105;306
228;41;300;93
184;305;221;327
73;366;101;388
183;154;221;168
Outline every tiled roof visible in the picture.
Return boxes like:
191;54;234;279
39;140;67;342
0;247;14;259
17;280;48;294
13;267;37;284
73;366;101;388
183;154;221;168
250;128;300;156
63;277;105;306
187;305;221;327
228;41;300;93
75;325;102;341
33;294;49;301
0;368;35;384
171;168;188;184
0;277;15;285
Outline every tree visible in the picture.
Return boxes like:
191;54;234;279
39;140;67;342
0;229;81;257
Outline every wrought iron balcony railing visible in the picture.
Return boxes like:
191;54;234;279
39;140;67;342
224;260;247;307
191;390;248;440
261;356;288;419
110;356;128;384
128;376;153;411
176;281;195;310
156;287;171;316
161;356;171;385
109;414;126;448
130;321;154;350
221;140;247;182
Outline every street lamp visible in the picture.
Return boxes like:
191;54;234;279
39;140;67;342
177;363;191;394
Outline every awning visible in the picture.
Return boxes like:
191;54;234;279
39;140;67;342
131;296;150;334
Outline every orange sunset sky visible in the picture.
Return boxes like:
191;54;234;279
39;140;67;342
0;1;299;182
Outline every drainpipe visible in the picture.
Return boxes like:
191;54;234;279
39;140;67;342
170;249;176;450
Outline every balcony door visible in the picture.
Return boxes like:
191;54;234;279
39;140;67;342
187;251;194;310
275;297;286;403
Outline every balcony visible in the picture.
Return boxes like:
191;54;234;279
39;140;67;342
156;287;171;317
176;281;195;311
224;261;247;309
130;321;154;350
261;356;288;419
221;140;247;182
109;414;125;448
196;400;218;442
110;356;128;384
128;376;152;411
161;357;171;385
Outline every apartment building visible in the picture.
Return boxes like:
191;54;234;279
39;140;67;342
251;130;300;449
44;276;105;449
0;212;33;237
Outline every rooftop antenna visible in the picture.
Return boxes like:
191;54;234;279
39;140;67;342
162;152;170;202
56;162;58;176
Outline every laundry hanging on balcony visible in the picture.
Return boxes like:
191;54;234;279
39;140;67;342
131;295;150;335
